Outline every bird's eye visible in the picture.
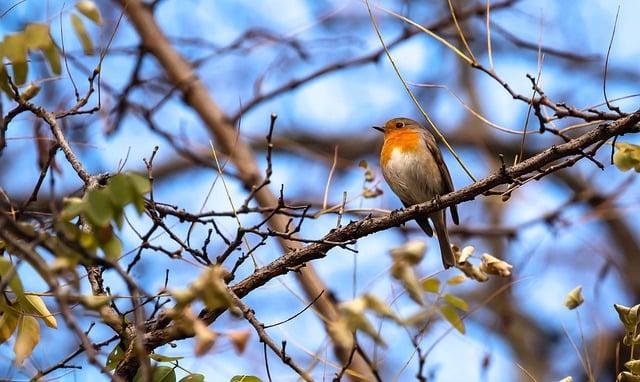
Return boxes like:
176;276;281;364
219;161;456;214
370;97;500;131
395;122;404;128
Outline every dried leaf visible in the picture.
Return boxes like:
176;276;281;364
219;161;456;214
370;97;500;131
14;315;40;364
227;329;251;354
479;253;513;277
390;240;427;265
391;262;424;305
447;274;466;285
193;319;218;356
564;286;584;310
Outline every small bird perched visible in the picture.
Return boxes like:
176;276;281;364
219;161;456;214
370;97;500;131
373;117;459;268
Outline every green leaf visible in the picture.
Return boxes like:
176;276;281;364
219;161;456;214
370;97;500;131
152;366;176;382
85;189;113;227
108;174;134;207
127;173;151;195
230;376;262;382
101;234;122;260
70;14;94;55
443;293;469;312
421;278;440;293
24;23;52;50
0;309;19;344
14;315;40;364
149;353;184;362
21;295;57;329
106;342;125;370
76;0;103;24
0;258;25;300
439;304;465;334
60;197;85;221
179;374;205;382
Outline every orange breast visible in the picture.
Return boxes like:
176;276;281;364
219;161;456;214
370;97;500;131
380;129;421;167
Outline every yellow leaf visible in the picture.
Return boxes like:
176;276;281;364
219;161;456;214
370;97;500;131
447;274;466;285
14;315;40;364
564;286;584;310
421;277;440;293
70;14;94;55
76;1;103;24
22;295;57;329
439;304;465;334
24;23;52;50
0;310;19;344
443;293;469;312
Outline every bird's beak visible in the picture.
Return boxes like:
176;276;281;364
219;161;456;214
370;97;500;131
372;125;384;133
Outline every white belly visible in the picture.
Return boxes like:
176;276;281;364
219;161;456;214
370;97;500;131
382;148;445;205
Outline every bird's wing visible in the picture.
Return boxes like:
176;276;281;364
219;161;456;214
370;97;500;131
424;132;460;225
403;201;434;236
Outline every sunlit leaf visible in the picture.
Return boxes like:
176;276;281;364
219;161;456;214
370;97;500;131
70;14;94;55
390;240;427;265
625;360;640;375
179;374;205;382
43;44;61;75
230;376;262;382
14;315;40;364
421;278;440;293
24;23;51;49
564;286;584;310
446;274;466;285
3;33;28;63
149;353;184;362
21;295;57;329
20;82;40;100
76;0;103;24
363;294;397;320
439;304;465;334
443;293;469;312
0;310;19;344
60;197;85;221
193;319;218;356
614;142;640;173
391;262;424;305
0;258;25;300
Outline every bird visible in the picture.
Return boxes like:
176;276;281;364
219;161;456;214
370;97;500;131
373;117;459;268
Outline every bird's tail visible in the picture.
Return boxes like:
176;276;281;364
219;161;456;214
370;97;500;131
430;210;456;269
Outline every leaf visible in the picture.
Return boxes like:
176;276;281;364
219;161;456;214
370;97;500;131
564;286;584;310
106;342;125;370
20;82;40;100
0;258;25;300
108;174;134;207
363;294;397;320
149;353;184;362
14;315;40;364
85;189;113;227
179;375;205;382
443;293;469;312
70;14;94;55
625;360;640;375
153;366;176;382
390;240;427;265
0;310;19;344
613;142;640;172
101;234;122;260
42;44;61;75
193;319;218;356
60;197;85;221
21;295;57;329
76;1;103;24
391;262;424;305
421;278;440;293
227;329;251;354
24;23;51;50
127;172;151;195
439;304;465;334
447;274;466;285
3;33;28;63
230;376;262;382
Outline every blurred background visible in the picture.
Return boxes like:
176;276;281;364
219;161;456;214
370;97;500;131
1;0;639;381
